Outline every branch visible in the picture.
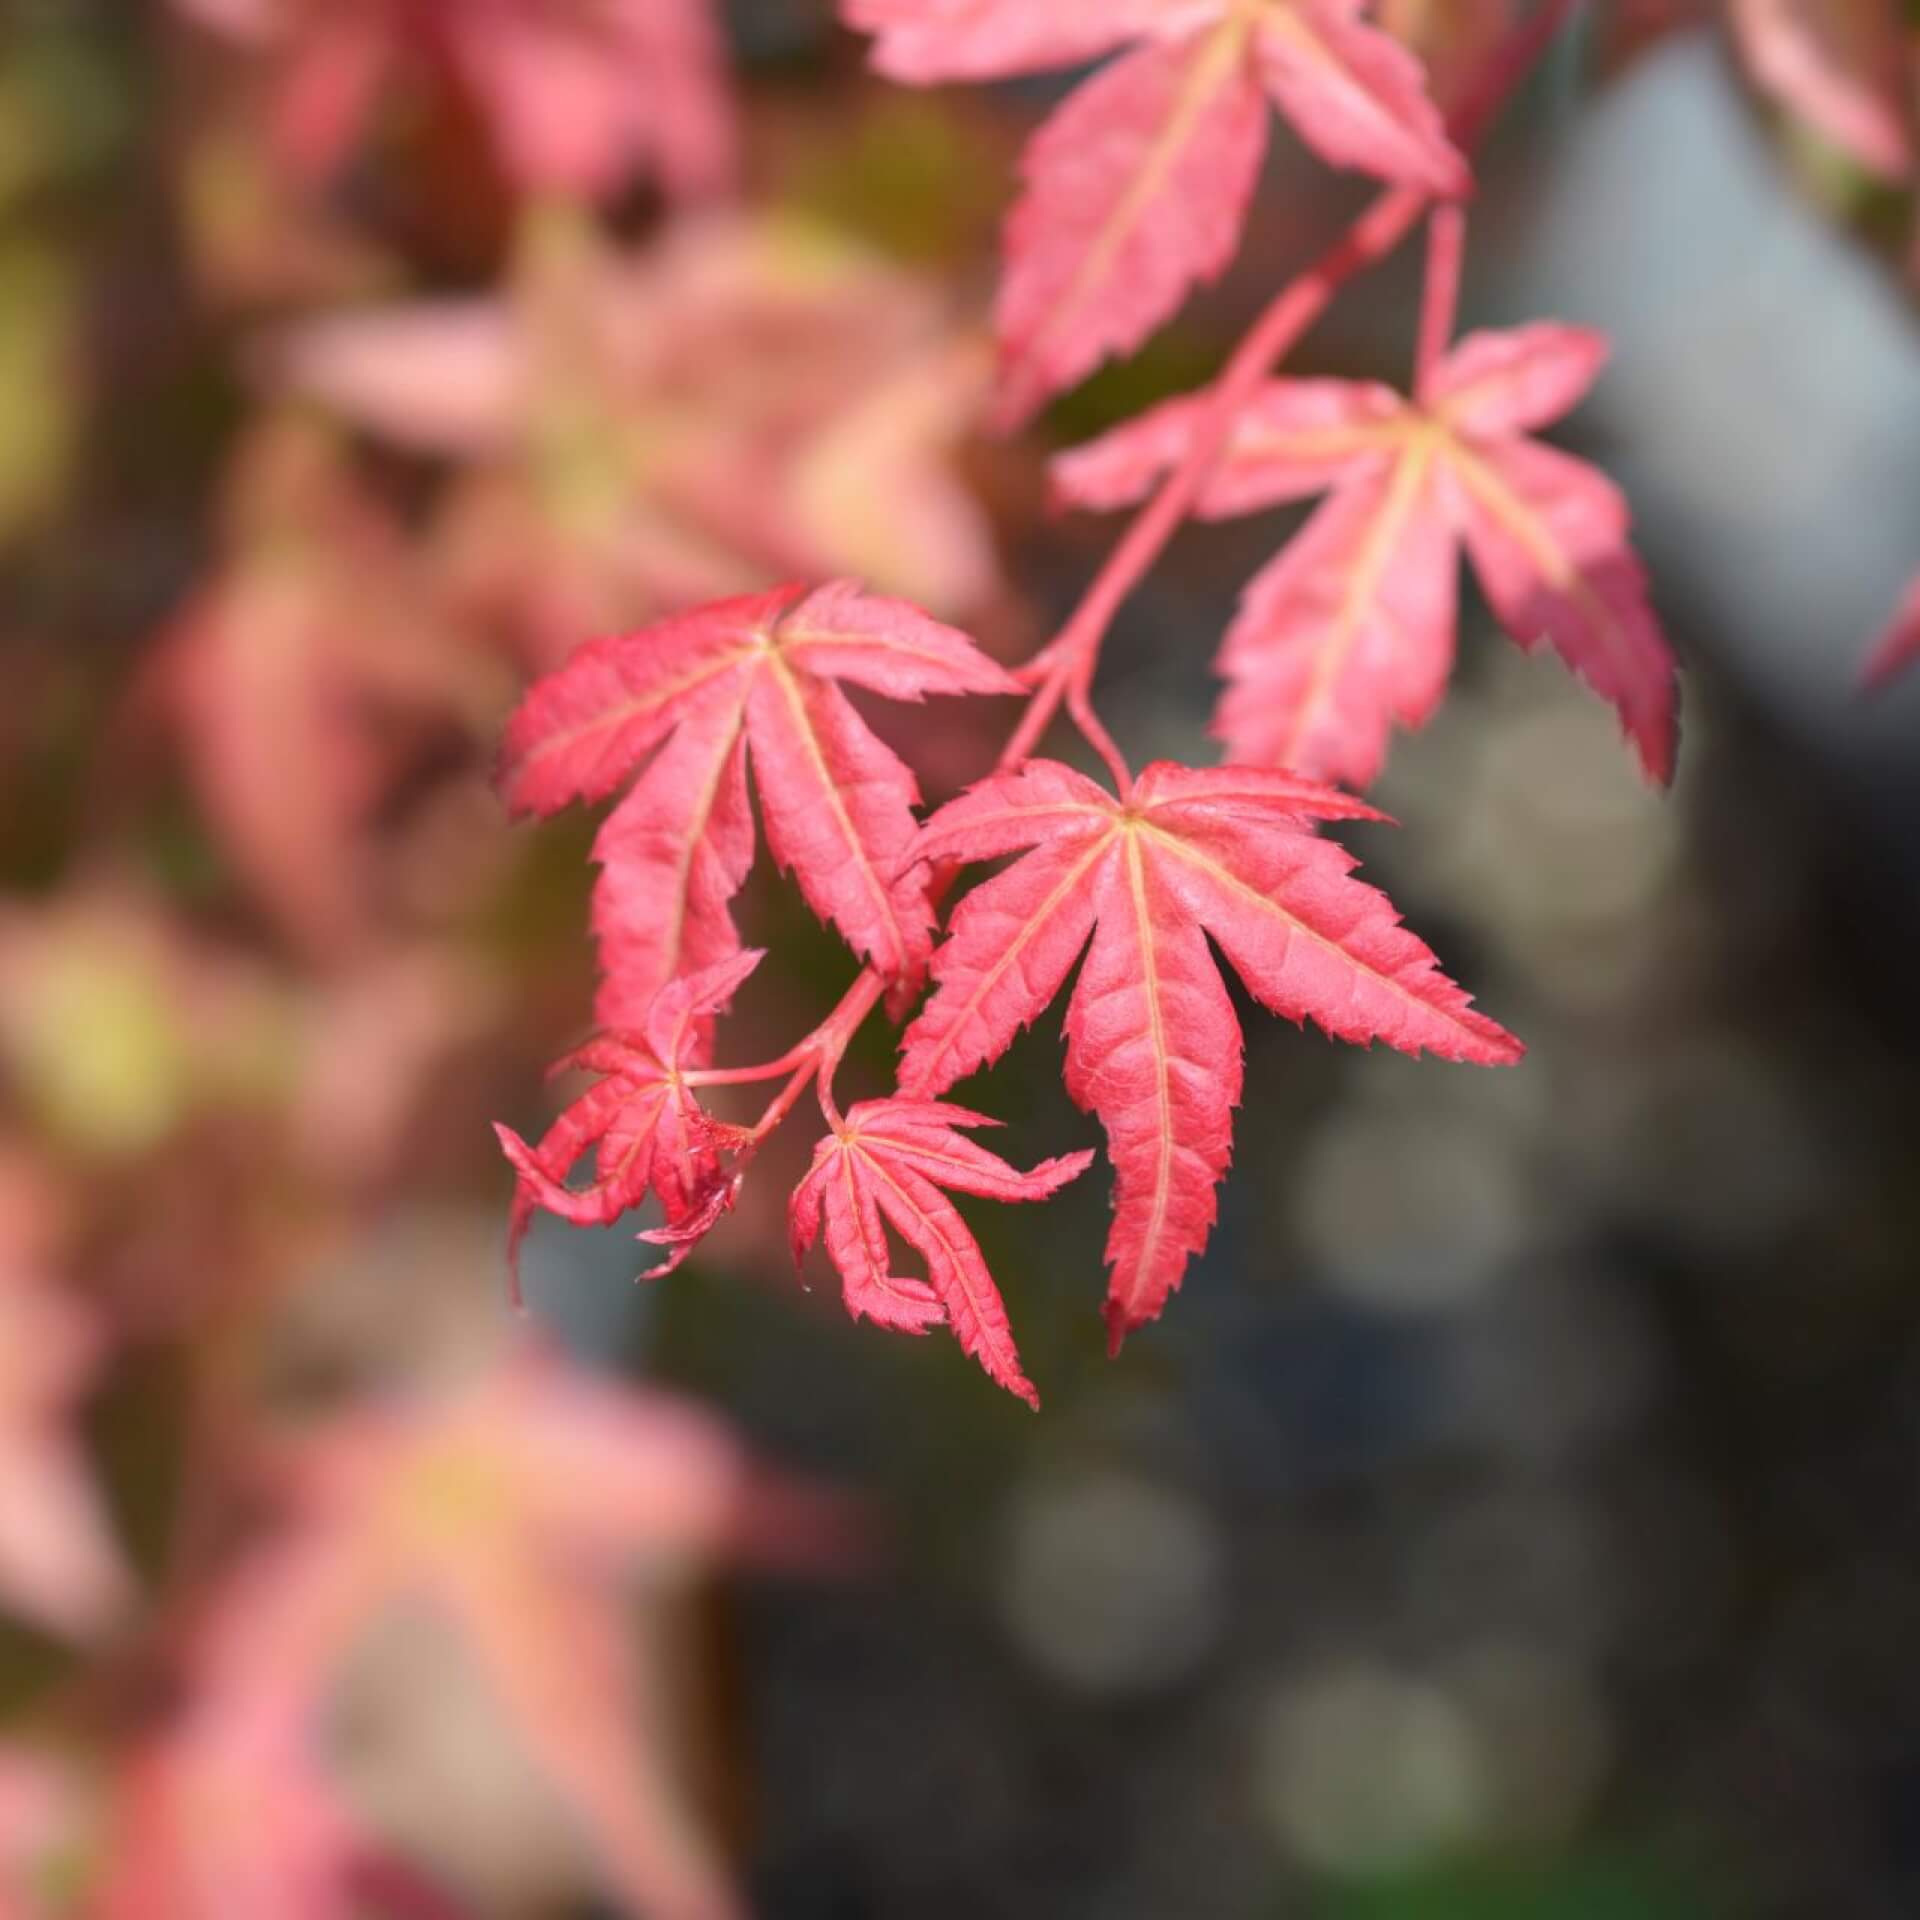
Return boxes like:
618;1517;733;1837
1415;204;1469;396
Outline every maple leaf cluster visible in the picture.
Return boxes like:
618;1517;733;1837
499;585;1523;1403
493;0;1691;1405
852;0;1470;427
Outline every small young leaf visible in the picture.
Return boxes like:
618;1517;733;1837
791;1098;1093;1406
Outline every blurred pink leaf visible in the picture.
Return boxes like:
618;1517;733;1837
1729;0;1915;179
846;0;1465;425
271;216;1004;661
153;1355;848;1919
0;1154;132;1642
174;0;739;200
0;1748;81;1920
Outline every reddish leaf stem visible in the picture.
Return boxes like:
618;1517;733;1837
1415;204;1468;396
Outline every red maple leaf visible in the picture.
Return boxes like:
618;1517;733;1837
897;759;1521;1350
176;0;738;200
1054;322;1678;789
843;0;1468;425
147;423;503;966
496;581;1022;1034
790;1099;1093;1407
494;952;760;1288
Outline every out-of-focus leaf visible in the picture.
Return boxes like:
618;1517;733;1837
1056;323;1678;788
132;1354;851;1920
0;1152;132;1642
1729;0;1915;181
174;0;738;202
271;214;1006;660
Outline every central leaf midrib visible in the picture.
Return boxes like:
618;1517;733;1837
1114;829;1176;1324
904;828;1116;1094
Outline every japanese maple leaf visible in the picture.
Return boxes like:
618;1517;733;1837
898;759;1521;1347
497;580;1021;1033
843;0;1469;425
1053;322;1677;789
273;217;1001;662
155;1357;843;1920
1729;0;1914;181
175;0;737;201
791;1099;1093;1407
1863;572;1920;688
494;953;761;1288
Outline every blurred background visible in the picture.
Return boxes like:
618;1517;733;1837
2;2;1919;1916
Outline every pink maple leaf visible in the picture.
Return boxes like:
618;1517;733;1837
494;952;764;1290
898;759;1520;1351
149;424;504;965
174;0;738;200
791;1099;1093;1407
0;1155;131;1643
496;580;1021;1035
0;1748;80;1920
843;0;1469;424
1054;321;1678;788
127;1356;846;1920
